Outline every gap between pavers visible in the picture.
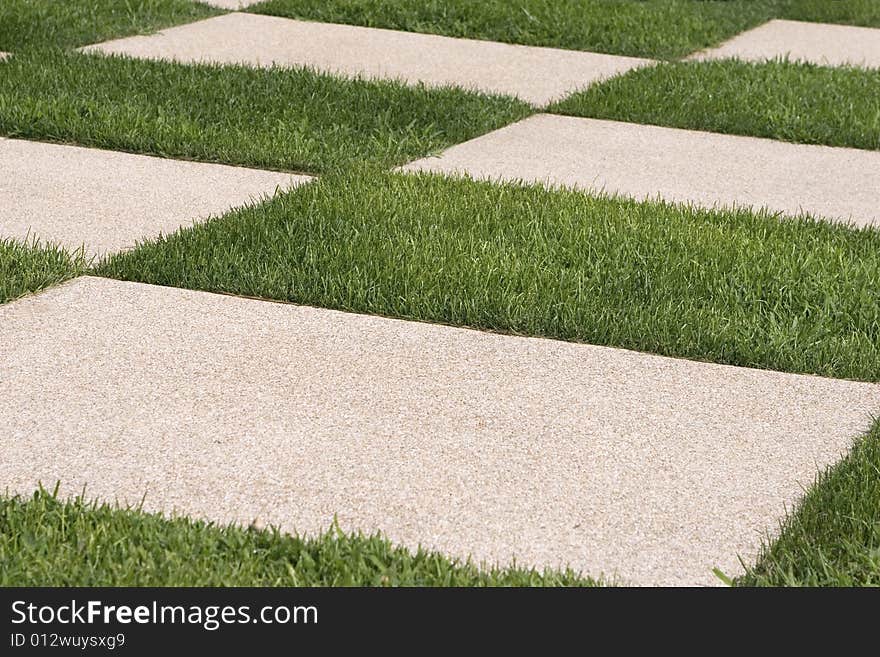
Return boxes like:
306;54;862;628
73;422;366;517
80;12;653;106
0;137;310;259
3;276;879;586
691;19;880;68
401;114;880;228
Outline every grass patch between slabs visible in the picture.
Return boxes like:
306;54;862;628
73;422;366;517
96;171;880;382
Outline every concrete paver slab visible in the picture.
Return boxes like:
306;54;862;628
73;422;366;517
2;276;878;586
81;12;653;105
0;138;309;258
401;114;880;227
199;0;263;8
692;19;880;68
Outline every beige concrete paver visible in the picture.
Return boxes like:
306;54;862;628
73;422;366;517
199;0;264;8
81;12;653;105
2;277;878;586
0;137;309;258
401;114;880;227
692;19;880;68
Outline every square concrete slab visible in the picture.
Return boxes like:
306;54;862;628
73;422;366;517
0;138;310;259
692;19;880;68
81;12;653;106
401;114;880;227
2;276;878;586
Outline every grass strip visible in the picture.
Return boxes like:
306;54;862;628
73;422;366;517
780;0;880;27
0;0;219;51
96;171;880;382
6;432;878;586
551;59;880;151
3;0;877;57
248;1;880;60
737;420;880;586
6;431;879;586
250;0;777;60
0;488;595;586
0;51;531;174
0;238;85;305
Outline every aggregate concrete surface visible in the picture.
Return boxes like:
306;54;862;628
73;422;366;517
82;12;654;105
0;137;309;258
402;114;880;227
692;19;880;68
200;0;264;9
3;277;878;586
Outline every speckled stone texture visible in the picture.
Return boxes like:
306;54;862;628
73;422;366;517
81;12;653;105
0;137;309;258
199;0;263;8
692;19;880;68
401;114;880;227
3;277;878;586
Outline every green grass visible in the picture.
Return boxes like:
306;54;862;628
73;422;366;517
96;171;880;382
3;0;879;590
0;51;530;174
6;437;880;587
0;488;595;586
6;435;878;587
737;420;880;586
248;1;880;60
551;59;880;150
250;0;776;60
781;0;880;27
0;0;219;51
0;238;85;305
3;0;875;57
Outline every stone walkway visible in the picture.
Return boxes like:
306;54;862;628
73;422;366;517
82;13;653;105
3;12;880;585
0;137;309;258
402;114;880;226
693;19;880;68
3;277;878;586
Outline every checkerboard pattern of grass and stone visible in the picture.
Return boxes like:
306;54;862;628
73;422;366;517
3;0;880;588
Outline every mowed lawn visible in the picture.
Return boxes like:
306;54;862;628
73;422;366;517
0;238;85;305
739;422;880;586
96;171;880;383
0;489;596;586
0;0;218;51
0;51;531;174
552;59;880;150
3;0;880;588
4;0;879;57
250;0;880;59
5;423;880;586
